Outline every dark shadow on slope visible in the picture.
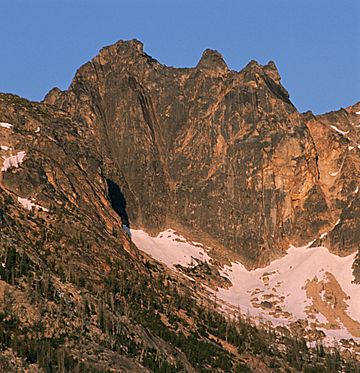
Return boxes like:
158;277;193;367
106;179;130;232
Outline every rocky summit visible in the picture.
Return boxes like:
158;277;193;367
46;39;360;272
1;40;360;372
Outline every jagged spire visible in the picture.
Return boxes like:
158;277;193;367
263;60;281;83
196;49;228;72
115;39;144;53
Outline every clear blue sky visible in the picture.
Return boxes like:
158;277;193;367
0;0;359;114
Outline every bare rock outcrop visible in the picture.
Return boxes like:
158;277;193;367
45;40;360;273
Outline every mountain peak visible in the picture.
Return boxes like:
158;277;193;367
196;48;228;72
263;60;281;83
2;39;360;371
115;38;144;53
94;39;146;66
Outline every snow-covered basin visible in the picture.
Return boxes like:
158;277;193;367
217;245;359;324
130;228;211;268
131;228;360;341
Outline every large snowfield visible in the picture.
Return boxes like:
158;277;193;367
131;228;211;267
131;228;360;344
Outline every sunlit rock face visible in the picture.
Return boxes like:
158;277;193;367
45;40;360;277
1;40;359;371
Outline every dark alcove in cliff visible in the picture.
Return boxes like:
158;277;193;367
106;179;130;229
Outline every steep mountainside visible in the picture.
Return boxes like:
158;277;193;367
1;39;359;372
0;94;280;372
304;107;360;269
3;94;358;372
45;40;360;275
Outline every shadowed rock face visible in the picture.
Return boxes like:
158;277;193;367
106;178;130;228
45;39;360;272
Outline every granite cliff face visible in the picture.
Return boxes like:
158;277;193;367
304;107;360;257
1;40;359;371
46;39;360;273
2;95;349;372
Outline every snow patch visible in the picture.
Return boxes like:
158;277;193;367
17;197;37;210
35;126;40;133
355;111;360;115
320;322;356;346
130;228;211;268
1;151;26;171
334;219;340;227
319;232;328;239
17;197;49;212
330;125;349;136
320;289;326;302
315;311;328;325
0;145;12;151
0;122;13;129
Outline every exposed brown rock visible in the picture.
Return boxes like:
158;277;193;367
1;40;359;370
45;40;359;276
305;272;360;338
